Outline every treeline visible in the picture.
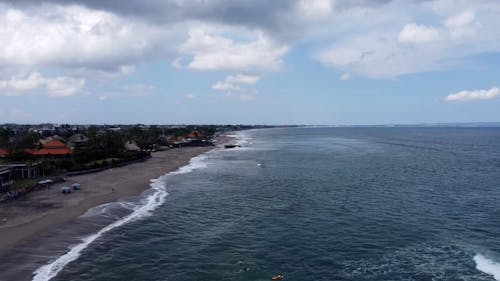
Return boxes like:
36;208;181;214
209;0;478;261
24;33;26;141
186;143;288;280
1;124;247;173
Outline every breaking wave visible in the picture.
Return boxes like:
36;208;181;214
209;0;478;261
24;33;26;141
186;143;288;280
32;154;209;281
474;254;500;281
225;131;253;150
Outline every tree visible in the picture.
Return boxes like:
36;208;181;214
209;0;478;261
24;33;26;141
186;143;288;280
102;131;125;156
16;132;41;149
0;128;13;147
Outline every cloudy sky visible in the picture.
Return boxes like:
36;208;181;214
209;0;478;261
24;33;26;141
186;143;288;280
0;0;499;125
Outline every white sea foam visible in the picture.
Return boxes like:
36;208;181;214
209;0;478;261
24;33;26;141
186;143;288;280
236;131;252;146
172;154;208;175
225;131;253;150
474;254;500;280
80;201;137;218
32;153;209;281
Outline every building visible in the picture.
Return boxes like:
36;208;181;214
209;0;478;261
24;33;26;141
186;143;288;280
0;162;42;180
29;140;72;157
0;167;13;193
40;135;66;145
29;125;57;135
0;162;42;193
187;131;204;140
67;134;89;149
125;141;140;151
0;148;8;158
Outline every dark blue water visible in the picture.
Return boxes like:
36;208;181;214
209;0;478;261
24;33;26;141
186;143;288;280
50;127;500;281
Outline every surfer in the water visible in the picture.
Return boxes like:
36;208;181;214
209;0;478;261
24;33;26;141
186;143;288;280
237;260;250;272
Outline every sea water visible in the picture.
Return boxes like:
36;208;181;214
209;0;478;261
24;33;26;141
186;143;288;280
30;127;500;280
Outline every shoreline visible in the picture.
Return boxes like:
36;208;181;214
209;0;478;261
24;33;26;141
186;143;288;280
0;146;215;259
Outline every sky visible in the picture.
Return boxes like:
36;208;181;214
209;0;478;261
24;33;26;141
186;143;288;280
0;0;499;125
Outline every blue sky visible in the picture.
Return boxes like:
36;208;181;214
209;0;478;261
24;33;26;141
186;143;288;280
0;0;499;125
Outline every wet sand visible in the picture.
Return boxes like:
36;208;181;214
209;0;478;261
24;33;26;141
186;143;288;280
0;146;213;257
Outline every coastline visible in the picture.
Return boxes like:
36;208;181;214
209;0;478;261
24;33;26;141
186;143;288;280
0;146;214;258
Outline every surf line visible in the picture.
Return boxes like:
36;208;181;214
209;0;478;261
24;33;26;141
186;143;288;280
32;154;209;281
474;254;500;281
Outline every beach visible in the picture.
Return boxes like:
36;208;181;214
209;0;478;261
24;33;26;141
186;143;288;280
0;146;213;259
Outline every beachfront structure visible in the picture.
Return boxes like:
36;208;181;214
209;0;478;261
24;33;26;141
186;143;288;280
0;162;43;195
0;167;14;193
171;136;188;148
68;134;89;149
0;162;42;182
28;140;72;157
39;135;66;144
125;141;140;151
7;162;42;180
187;131;204;140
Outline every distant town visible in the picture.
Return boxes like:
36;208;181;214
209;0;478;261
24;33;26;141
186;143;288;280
0;124;270;202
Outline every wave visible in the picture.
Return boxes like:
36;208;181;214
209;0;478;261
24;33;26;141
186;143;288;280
80;201;137;219
225;131;253;149
32;153;209;281
474;254;500;281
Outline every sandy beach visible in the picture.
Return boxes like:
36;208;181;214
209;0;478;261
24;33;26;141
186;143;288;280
0;146;213;257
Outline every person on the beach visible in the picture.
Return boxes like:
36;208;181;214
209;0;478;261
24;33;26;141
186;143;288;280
2;217;6;224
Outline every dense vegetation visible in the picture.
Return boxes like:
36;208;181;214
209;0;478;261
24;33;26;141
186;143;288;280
0;124;257;172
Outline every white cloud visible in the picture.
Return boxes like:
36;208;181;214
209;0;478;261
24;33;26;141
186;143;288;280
0;72;85;97
171;58;184;69
1;0;499;91
0;4;170;71
213;75;259;100
314;1;500;78
340;73;351;80
444;11;478;39
316;33;438;78
94;65;136;79
398;23;441;44
226;74;260;85
212;81;240;91
445;10;475;28
178;28;288;71
445;87;500;102
0;72;45;95
212;74;260;92
45;77;85;97
185;93;196;99
296;0;334;21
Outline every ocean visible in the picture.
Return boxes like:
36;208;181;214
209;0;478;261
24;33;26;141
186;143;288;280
25;127;500;280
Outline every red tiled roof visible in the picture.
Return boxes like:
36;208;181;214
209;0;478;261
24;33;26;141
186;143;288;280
42;140;67;149
30;148;72;156
29;140;72;156
188;131;203;138
0;149;9;156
